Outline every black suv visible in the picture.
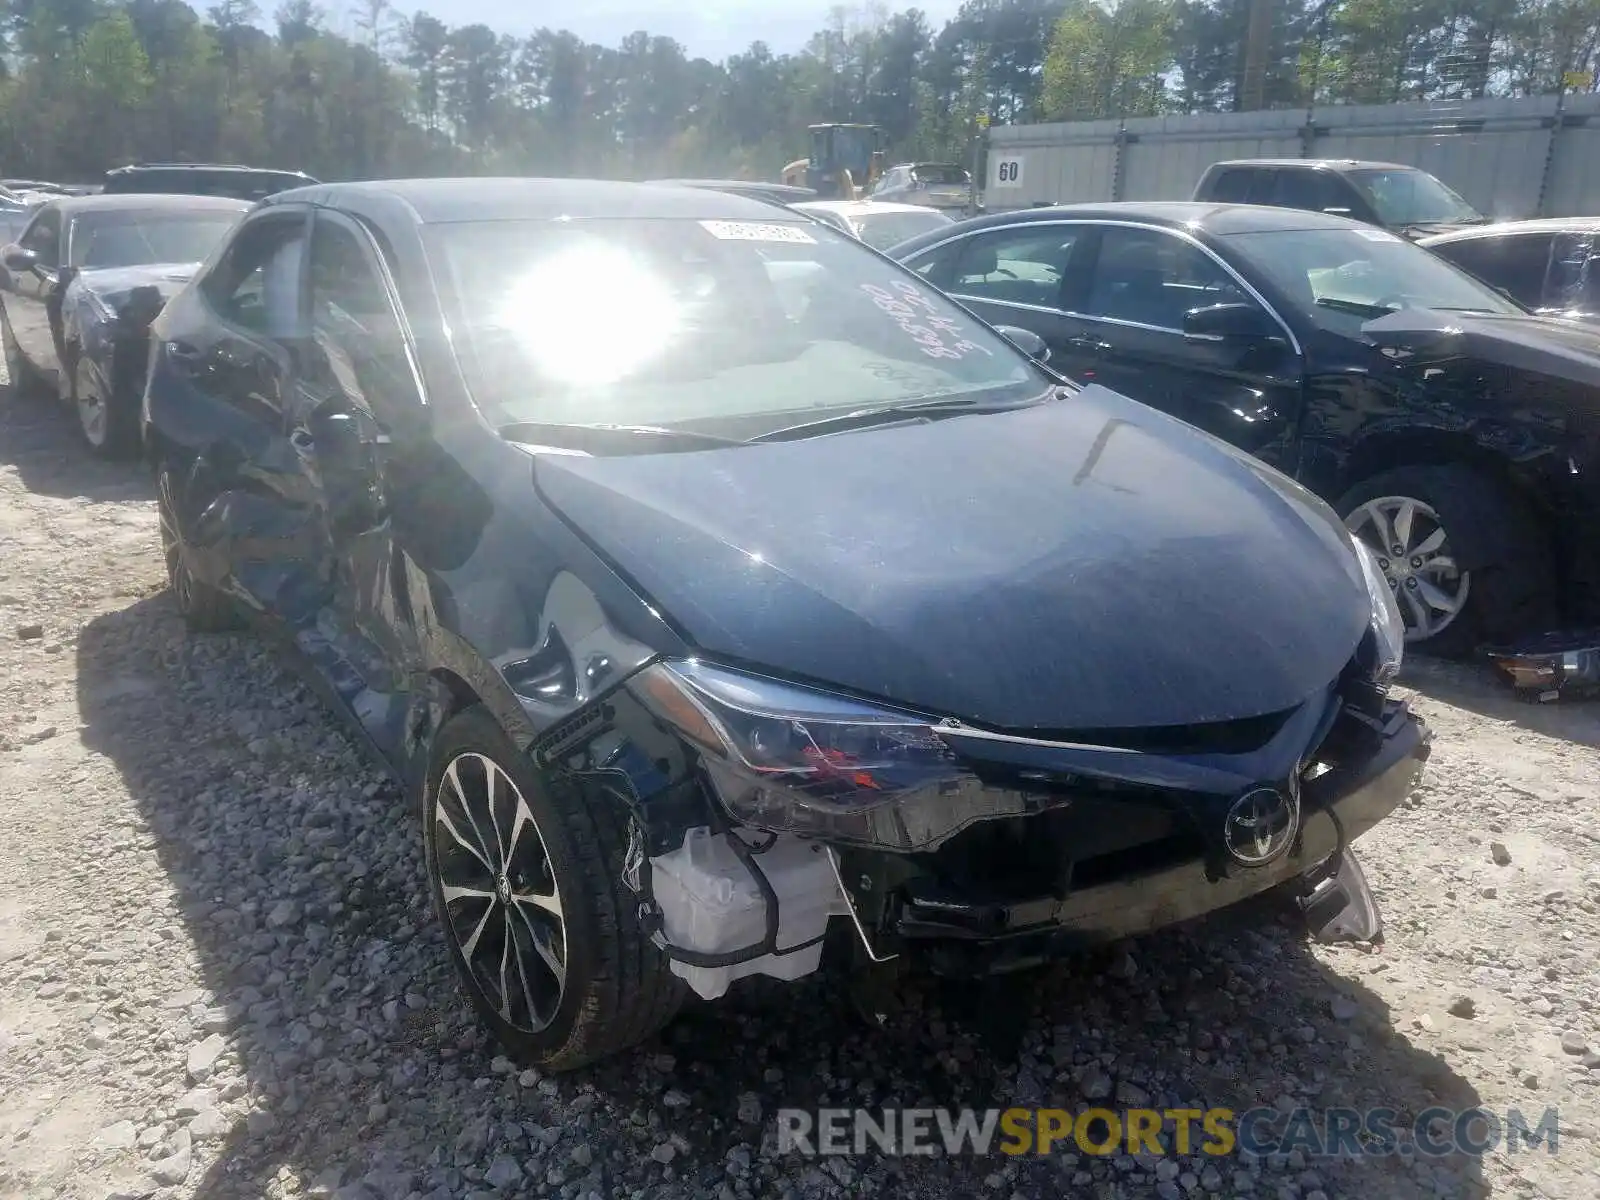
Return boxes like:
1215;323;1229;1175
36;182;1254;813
102;163;318;202
1192;159;1487;239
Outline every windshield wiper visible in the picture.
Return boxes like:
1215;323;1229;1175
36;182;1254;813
499;421;746;449
1315;296;1398;318
748;391;1056;445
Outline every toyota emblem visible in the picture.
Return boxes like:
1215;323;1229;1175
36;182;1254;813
1223;787;1300;867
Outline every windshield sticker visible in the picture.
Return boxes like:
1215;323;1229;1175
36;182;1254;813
1356;229;1402;242
699;220;816;244
861;280;995;360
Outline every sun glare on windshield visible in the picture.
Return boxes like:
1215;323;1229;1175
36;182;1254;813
494;240;683;387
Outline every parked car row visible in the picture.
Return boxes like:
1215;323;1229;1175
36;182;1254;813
0;162;317;454
0;175;1431;1074
877;196;1600;655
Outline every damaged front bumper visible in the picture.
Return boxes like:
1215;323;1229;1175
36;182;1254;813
541;656;1429;999
838;699;1428;974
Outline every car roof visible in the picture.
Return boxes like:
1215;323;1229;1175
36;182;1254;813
105;163;311;177
792;199;948;217
42;193;254;217
1418;217;1600;244
1209;158;1414;172
942;201;1364;235
265;177;814;224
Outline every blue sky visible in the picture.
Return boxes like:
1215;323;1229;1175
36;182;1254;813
316;1;968;61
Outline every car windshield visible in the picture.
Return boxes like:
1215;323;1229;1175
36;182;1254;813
69;212;240;269
1225;226;1522;329
912;165;969;187
1346;169;1482;226
427;216;1043;436
855;209;955;250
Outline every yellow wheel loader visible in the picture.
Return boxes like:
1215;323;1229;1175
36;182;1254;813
781;124;885;201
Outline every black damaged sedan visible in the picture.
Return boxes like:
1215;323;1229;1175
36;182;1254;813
141;179;1430;1070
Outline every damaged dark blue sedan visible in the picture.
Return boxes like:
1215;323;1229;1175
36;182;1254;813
140;178;1430;1070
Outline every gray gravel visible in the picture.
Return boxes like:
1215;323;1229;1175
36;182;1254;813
2;389;1599;1200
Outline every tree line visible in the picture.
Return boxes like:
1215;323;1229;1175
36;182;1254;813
1;0;1598;186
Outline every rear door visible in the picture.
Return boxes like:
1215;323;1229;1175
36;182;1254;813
1070;223;1304;462
906;222;1094;365
167;205;314;618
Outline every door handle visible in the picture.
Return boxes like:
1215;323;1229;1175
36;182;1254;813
166;341;205;372
1068;336;1112;354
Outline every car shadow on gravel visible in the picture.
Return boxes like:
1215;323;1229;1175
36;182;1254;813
76;590;1491;1200
1401;655;1600;749
0;388;154;504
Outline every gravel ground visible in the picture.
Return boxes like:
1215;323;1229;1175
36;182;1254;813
1;380;1598;1200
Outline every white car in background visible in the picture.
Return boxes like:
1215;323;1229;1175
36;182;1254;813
791;199;955;252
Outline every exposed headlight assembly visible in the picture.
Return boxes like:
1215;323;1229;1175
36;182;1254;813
629;658;1032;852
1353;539;1405;684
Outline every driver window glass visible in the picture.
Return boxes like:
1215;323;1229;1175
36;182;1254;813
304;215;419;425
20;209;60;261
1544;232;1595;310
952;227;1078;308
1084;227;1248;329
1437;235;1552;308
201;211;307;337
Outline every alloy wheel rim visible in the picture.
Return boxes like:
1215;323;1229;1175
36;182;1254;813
434;751;567;1033
156;475;192;611
77;386;106;445
1345;495;1470;642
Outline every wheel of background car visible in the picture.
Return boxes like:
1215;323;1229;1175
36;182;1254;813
1337;464;1555;657
423;705;684;1072
70;353;139;460
1;306;40;398
156;468;239;632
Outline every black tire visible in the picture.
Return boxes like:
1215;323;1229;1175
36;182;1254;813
69;352;139;459
423;705;684;1071
1336;465;1555;658
156;467;239;632
1;304;42;399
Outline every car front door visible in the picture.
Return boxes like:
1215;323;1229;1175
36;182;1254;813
907;222;1093;366
1071;224;1303;463
286;208;430;758
6;204;64;377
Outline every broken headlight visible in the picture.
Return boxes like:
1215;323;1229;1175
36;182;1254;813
628;658;1001;851
1354;539;1405;684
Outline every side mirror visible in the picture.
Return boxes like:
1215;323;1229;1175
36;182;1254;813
1183;302;1277;344
994;324;1050;363
3;244;37;273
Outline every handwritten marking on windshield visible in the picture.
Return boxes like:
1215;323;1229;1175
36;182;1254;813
861;280;994;360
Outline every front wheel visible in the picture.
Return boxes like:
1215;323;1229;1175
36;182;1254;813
1337;465;1554;656
422;705;684;1071
70;354;139;459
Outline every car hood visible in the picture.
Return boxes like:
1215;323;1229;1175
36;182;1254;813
75;261;200;307
533;386;1373;733
1362;308;1600;389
